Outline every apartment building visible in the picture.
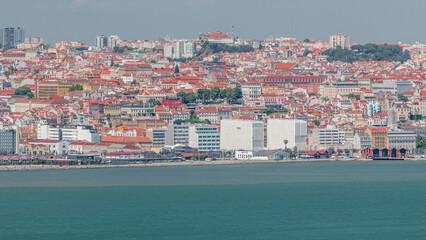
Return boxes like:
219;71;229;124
329;33;350;49
365;127;388;149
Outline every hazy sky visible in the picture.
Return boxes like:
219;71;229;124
1;0;425;45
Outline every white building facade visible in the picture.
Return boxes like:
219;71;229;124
329;33;350;49
242;81;262;100
267;119;307;151
37;124;101;142
188;124;220;151
220;119;264;151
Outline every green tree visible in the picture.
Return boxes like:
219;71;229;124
184;93;196;103
174;118;210;125
39;43;48;50
348;93;360;100
176;91;186;99
210;87;221;100
27;92;34;99
303;39;310;42
15;86;35;99
177;92;196;103
3;71;10;79
416;135;426;149
303;49;312;56
232;87;243;99
398;94;409;102
190;110;196;119
174;65;180;73
219;88;231;100
110;59;115;67
75;47;88;51
197;88;211;102
15;86;32;96
410;114;422;121
313;120;321;126
113;46;134;53
323;43;411;63
196;42;254;55
69;84;83;91
148;99;162;106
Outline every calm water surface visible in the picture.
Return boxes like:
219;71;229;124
1;161;426;239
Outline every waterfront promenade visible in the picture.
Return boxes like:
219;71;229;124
0;158;340;171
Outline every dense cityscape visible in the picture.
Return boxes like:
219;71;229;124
0;26;426;167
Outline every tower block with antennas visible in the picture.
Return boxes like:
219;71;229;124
231;25;235;43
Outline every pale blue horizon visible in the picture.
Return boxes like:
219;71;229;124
1;0;425;45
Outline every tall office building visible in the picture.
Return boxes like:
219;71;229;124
0;27;25;48
0;128;19;154
96;35;108;50
329;33;350;49
267;119;307;151
188;124;220;152
164;123;190;146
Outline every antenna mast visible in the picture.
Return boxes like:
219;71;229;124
231;25;234;40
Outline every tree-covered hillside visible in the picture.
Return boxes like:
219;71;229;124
323;44;410;63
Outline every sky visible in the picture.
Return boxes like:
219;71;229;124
1;0;425;45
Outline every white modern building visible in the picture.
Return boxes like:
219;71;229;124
235;150;253;160
188;124;220;151
174;41;196;59
267;119;307;151
96;35;107;50
310;124;346;150
220;119;264;151
164;44;174;58
107;35;120;48
37;124;101;142
164;123;190;146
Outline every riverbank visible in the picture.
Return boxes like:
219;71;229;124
0;158;342;171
